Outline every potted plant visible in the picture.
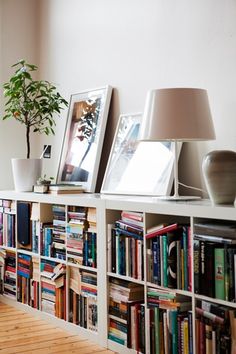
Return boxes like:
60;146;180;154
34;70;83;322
2;59;68;191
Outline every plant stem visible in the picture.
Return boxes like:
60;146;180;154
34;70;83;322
26;124;30;159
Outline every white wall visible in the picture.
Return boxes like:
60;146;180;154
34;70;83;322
0;0;38;189
37;0;236;194
1;0;236;193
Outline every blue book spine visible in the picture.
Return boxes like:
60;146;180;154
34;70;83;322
115;227;143;240
17;270;30;279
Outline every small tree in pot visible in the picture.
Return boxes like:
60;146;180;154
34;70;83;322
2;59;68;158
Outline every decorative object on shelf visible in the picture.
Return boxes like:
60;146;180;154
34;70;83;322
36;174;54;186
202;150;236;205
57;86;112;192
12;158;43;193
2;59;68;191
139;88;216;200
101;113;180;196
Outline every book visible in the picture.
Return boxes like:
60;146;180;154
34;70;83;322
146;223;178;240
194;221;236;239
49;189;85;195
195;233;236;244
214;248;225;300
49;184;83;190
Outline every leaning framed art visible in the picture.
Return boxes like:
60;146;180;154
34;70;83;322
101;112;179;196
57;86;112;192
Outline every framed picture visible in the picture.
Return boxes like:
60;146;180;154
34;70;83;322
57;86;112;192
101;113;180;196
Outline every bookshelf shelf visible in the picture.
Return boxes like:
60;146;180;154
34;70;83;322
40;255;67;264
146;281;192;297
194;293;236;308
67;262;98;273
0;191;235;353
107;272;145;285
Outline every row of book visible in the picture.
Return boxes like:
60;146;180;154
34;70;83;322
195;300;235;354
0;200;98;269
69;267;97;331
147;287;192;353
194;220;236;301
0;211;16;248
108;211;144;280
146;223;192;291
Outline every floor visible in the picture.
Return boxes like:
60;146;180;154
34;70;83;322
0;302;115;354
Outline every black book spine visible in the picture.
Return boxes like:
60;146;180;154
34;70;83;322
111;228;116;273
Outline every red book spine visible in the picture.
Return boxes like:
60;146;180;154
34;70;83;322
199;319;206;354
146;223;178;240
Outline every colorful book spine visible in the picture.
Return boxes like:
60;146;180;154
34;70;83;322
214;248;225;300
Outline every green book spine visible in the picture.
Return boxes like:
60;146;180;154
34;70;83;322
170;309;178;354
154;306;160;354
214;248;225;300
162;235;168;287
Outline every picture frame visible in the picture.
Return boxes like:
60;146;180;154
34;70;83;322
101;112;180;196
57;86;112;192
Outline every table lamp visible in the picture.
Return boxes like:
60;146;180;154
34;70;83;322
139;88;216;200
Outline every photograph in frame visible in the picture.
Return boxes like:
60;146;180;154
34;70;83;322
57;86;112;192
101;112;179;196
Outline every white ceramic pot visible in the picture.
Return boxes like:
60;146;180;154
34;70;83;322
202;150;236;205
11;158;42;192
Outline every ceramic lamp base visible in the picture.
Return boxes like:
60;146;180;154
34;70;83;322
202;150;236;205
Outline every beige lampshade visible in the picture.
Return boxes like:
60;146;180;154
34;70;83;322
139;88;216;141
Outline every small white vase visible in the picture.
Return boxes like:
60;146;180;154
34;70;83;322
202;150;236;205
11;158;42;192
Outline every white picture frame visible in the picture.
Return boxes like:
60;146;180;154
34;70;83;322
57;86;112;192
101;112;180;196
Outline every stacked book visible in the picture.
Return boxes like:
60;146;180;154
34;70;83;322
67;206;88;266
48;184;85;195
194;220;236;300
195;299;232;353
108;210;144;280
69;267;98;331
51;205;66;260
87;207;97;233
4;250;16;298
17;253;32;305
108;277;144;350
146;223;192;291
41;259;66;319
147;287;192;353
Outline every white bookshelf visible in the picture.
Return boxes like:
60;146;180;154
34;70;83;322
0;190;235;353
